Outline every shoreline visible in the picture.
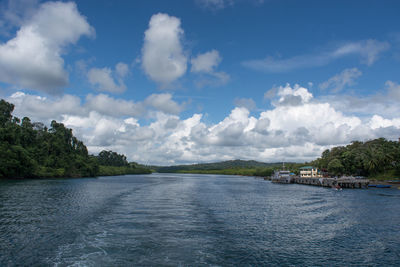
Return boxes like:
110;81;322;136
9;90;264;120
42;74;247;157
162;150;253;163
369;180;400;186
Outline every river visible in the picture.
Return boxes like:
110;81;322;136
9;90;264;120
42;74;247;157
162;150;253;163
1;173;399;266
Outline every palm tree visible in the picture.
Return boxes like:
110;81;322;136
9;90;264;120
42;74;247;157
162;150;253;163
363;146;380;175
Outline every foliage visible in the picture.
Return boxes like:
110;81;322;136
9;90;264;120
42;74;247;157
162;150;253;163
98;165;152;176
327;158;344;176
0;99;151;178
97;150;129;166
311;138;400;179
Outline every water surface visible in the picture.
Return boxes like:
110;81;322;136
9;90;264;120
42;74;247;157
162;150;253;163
1;173;399;266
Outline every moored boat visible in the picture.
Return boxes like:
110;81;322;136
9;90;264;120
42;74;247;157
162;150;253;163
271;163;293;184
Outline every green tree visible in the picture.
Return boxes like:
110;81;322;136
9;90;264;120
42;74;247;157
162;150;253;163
327;158;344;176
97;150;129;166
0;99;14;127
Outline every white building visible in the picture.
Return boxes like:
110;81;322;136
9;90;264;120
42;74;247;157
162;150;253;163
299;166;322;178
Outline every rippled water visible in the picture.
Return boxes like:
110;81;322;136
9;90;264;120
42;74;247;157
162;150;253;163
1;173;400;266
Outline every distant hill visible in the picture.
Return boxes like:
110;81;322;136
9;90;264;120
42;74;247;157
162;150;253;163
154;160;290;173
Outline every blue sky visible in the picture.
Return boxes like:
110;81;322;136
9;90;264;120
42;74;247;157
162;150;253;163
1;0;400;165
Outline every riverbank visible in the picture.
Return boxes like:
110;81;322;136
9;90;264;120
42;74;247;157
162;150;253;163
98;165;152;176
175;168;273;177
368;180;400;186
0;166;152;179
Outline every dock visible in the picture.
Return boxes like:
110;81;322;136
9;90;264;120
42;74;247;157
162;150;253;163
292;177;369;189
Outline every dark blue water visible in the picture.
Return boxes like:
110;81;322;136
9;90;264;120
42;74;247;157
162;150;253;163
1;173;399;266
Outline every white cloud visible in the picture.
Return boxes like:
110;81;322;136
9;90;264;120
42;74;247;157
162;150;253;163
333;40;389;66
191;49;221;73
242;39;390;72
320;80;400;119
87;62;129;93
194;71;230;88
85;93;184;117
272;83;313;106
7;91;185;122
6;83;400;165
195;0;237;10
191;49;229;86
234;97;256;110
115;62;129;78
385;80;400;101
85;94;144;117
0;1;94;94
7;91;84;122
142;13;187;87
319;68;362;92
369;115;400;129
145;93;185;115
0;0;39;34
264;87;277;100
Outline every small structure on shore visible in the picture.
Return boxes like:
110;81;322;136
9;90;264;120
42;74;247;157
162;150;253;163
299;166;322;178
268;165;369;189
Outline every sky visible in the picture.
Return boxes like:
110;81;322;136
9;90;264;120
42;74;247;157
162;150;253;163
0;0;400;165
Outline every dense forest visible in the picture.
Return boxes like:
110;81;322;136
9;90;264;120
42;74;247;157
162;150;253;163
0;99;151;178
311;138;400;179
96;150;152;176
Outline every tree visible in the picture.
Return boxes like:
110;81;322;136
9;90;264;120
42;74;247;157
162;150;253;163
97;150;129;166
327;158;344;176
0;99;103;178
0;99;14;127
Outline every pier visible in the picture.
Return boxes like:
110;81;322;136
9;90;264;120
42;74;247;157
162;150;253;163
292;177;369;189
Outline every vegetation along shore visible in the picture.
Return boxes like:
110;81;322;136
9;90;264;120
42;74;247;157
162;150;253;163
0;99;151;179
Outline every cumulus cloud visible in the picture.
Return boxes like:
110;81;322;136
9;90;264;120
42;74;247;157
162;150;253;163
369;115;400;129
234;97;256;110
87;62;129;93
145;93;185;115
191;49;230;87
242;39;390;72
191;50;221;73
0;1;94;94
6;83;400;165
85;94;144;117
319;68;362;92
7;91;84;122
272;83;313;106
7;91;185;123
84;93;185;117
320;80;400;119
142;13;187;87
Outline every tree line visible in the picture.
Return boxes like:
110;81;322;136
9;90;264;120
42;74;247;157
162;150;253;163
0;99;151;178
311;138;400;178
